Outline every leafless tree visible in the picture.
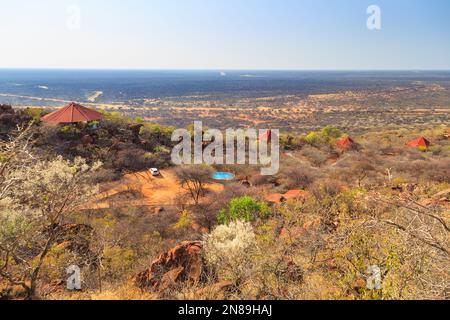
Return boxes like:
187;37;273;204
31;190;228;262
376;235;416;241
0;127;101;299
175;165;214;205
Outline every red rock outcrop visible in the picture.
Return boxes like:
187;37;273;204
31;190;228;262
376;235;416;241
133;241;204;292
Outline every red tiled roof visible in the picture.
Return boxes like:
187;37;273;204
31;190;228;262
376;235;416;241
260;130;272;142
407;137;431;148
42;102;104;124
336;137;356;149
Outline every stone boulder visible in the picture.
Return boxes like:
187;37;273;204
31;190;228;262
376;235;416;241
133;241;204;292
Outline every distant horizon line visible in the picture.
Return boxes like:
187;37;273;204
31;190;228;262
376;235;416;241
1;67;450;72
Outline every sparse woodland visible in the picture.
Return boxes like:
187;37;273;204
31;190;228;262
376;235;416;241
0;105;449;300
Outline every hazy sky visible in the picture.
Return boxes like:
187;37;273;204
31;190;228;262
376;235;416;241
1;0;449;69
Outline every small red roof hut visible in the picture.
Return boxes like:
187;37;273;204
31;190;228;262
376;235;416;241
407;137;431;148
260;130;272;143
41;102;104;124
336;136;357;150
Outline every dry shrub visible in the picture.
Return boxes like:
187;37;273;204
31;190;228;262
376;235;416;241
299;145;330;167
114;148;150;171
278;165;318;189
203;220;257;284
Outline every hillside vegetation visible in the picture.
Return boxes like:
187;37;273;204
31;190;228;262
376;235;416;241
0;105;448;300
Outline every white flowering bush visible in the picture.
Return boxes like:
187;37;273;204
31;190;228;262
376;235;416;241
1;156;101;233
0;142;102;298
203;220;258;281
3;156;100;217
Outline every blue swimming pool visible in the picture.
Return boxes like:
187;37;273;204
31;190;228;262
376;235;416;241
212;172;236;181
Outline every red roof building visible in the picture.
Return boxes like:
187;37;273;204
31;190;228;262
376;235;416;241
407;137;431;148
41;102;104;124
260;130;272;142
336;136;357;150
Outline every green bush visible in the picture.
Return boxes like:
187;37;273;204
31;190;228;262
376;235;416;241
134;117;144;123
102;111;130;127
321;126;342;141
218;196;271;225
88;120;100;128
305;131;320;145
25;108;45;121
304;126;343;146
139;123;176;147
418;146;428;152
59;125;80;134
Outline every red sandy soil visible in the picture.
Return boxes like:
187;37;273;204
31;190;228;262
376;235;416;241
85;169;224;210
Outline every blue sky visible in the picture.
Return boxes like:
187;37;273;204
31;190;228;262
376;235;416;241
0;0;449;69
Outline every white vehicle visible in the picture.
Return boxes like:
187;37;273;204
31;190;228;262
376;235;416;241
150;168;160;176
